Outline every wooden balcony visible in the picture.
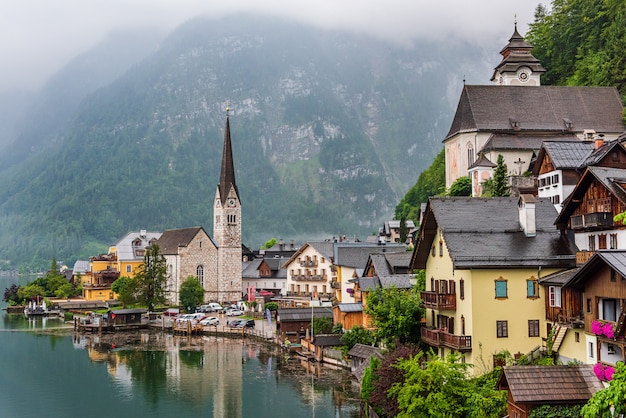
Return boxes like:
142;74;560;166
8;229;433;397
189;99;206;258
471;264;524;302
576;251;594;265
299;259;318;267
421;328;472;352
292;274;327;282
570;212;613;230
420;291;456;310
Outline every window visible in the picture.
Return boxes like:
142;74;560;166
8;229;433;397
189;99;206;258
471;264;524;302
575;332;580;343
526;279;538;298
431;245;436;257
461;315;465;335
495;279;507;299
611;270;617;282
467;144;474;167
601;298;618;322
496;320;508;338
587;298;592;314
126;264;132;273
196;265;204;287
439;240;443;257
599;234;607;249
548;286;561;307
459;279;465;300
610;233;618;249
528;320;540;337
588;235;596;251
589;342;594;358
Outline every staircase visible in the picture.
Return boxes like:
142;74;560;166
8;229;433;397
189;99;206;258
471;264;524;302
551;324;568;353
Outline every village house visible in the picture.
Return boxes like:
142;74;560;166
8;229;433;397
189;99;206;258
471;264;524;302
81;230;162;301
282;241;335;305
241;255;288;300
444;24;624;193
497;365;603;418
534;135;626;212
411;195;578;374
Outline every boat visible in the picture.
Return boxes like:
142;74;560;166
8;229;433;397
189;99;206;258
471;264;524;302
24;299;49;317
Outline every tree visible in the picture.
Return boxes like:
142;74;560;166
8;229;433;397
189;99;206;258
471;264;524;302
398;216;408;244
179;276;204;312
3;283;22;305
341;325;374;355
264;301;278;312
581;362;626;417
134;244;168;311
365;286;424;346
261;238;277;250
311;316;333;335
111;276;138;307
449;176;472;196
483;155;509;197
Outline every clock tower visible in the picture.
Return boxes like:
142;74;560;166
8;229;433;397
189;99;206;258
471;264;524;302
213;113;242;303
490;21;545;86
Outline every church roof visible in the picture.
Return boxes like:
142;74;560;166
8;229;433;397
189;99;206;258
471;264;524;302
445;85;624;140
157;227;214;255
218;116;239;204
481;133;577;153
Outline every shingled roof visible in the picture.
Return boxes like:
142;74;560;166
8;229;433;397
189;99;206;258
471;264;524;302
497;365;603;404
556;166;626;229
564;250;626;291
445;85;624;140
411;197;578;270
157;227;214;255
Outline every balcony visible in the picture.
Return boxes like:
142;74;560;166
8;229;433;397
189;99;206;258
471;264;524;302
576;251;594;265
300;259;318;267
292;274;327;282
421;291;456;310
570;212;613;230
330;281;341;289
421;328;472;351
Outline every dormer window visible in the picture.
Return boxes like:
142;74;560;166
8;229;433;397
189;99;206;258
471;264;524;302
509;118;520;130
563;118;573;130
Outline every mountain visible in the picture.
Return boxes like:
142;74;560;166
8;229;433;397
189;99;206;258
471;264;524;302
0;14;495;270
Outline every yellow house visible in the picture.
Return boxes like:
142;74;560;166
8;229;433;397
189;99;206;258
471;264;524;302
411;196;578;375
82;230;162;301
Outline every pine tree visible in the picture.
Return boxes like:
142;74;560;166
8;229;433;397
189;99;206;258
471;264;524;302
492;155;509;197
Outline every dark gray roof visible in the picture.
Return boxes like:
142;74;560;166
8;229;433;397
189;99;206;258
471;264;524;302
556;166;626;228
468;153;496;169
497;365;603;403
481;133;577;153
334;243;406;269
241;259;264;278
581;138;626;167
357;277;378;291
347;343;382;359
111;308;147;315
565;250;626;290
539;141;595;169
539;267;580;286
277;307;333;322
313;334;343;347
446;86;624;140
379;275;413;289
157;227;214;255
412;197;578;270
336;303;363;313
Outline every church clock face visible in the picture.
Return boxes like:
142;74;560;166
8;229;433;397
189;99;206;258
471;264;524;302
227;198;236;207
517;68;531;83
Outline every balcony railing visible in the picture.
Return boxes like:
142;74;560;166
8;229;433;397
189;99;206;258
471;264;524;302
570;212;613;230
420;291;456;310
421;328;472;351
292;274;327;282
576;251;594;265
330;281;341;289
300;260;318;267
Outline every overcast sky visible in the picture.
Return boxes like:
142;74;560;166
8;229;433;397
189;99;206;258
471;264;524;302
0;0;543;92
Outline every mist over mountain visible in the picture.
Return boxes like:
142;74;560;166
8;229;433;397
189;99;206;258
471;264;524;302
0;14;495;270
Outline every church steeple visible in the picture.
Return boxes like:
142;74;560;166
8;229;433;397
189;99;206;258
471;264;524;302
218;114;239;205
491;20;545;86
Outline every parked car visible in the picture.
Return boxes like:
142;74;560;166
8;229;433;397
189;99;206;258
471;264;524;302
228;319;244;328
177;313;205;323
198;303;224;313
241;319;255;328
200;316;219;326
225;309;244;317
163;308;180;317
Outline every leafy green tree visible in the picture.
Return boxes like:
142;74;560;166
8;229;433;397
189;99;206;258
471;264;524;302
414;269;426;292
365;286;424;346
483;155;509;197
264;301;278;312
360;355;380;402
261;238;277;250
18;284;46;301
390;352;506;418
448;176;472;196
179;276;204;311
582;362;626;417
55;282;74;298
311;316;333;335
3;284;22;305
134;244;168;311
530;404;582;418
398;216;408;243
395;148;445;223
111;276;138;307
341;325;375;355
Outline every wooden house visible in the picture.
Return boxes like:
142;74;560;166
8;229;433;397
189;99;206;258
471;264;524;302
497;365;603;418
109;308;146;326
333;303;363;331
276;307;334;343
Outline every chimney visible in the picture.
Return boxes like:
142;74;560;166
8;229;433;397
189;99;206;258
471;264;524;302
595;133;605;149
518;195;536;237
279;238;284;250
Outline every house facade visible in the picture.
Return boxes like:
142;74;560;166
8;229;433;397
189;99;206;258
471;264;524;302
283;241;335;303
411;196;578;374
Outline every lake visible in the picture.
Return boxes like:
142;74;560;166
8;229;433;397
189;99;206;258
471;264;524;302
0;275;362;418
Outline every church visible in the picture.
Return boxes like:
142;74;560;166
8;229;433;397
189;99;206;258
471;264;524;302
444;23;625;196
159;114;243;304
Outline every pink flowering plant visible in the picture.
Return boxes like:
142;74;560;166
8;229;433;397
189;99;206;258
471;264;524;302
593;363;616;381
605;365;616;381
594;363;605;380
592;320;604;336
603;322;616;339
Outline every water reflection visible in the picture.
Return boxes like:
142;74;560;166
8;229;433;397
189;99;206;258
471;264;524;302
74;332;361;418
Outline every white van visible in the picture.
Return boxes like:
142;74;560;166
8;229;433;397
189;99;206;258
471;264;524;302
199;303;224;313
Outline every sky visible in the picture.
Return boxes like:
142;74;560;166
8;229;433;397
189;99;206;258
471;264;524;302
0;0;543;92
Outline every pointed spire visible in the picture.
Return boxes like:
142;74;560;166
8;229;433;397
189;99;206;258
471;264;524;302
218;114;238;204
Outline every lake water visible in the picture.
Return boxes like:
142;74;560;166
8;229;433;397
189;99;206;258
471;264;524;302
0;275;362;418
